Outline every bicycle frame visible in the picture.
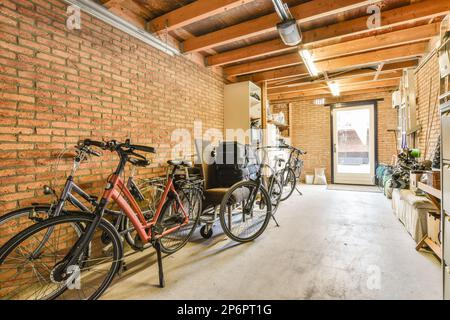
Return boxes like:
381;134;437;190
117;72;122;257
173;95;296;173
103;171;190;243
61;144;191;272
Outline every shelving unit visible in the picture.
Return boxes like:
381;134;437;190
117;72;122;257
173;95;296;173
224;81;262;145
416;182;442;260
438;17;450;299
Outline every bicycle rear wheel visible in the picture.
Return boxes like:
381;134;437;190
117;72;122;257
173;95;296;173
0;214;122;300
156;189;202;254
219;180;271;242
123;179;165;251
278;168;296;201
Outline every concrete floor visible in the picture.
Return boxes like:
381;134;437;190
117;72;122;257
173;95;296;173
103;185;442;300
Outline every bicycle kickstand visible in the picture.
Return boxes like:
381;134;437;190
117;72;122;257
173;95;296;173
271;214;280;227
295;186;303;196
154;240;165;288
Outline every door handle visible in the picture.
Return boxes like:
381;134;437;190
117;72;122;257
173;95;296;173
333;144;337;153
446;266;450;275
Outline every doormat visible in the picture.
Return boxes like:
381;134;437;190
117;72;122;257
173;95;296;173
327;184;382;193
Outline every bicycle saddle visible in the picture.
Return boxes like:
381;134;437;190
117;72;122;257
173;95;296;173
167;160;193;167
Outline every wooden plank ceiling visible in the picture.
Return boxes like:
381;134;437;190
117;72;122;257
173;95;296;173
99;0;450;102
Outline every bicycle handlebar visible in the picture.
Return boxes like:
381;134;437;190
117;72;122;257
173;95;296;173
279;143;307;155
80;139;156;154
128;144;156;154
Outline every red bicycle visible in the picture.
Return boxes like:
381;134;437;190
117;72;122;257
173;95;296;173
0;139;202;300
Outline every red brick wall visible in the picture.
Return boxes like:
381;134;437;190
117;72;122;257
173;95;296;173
415;53;441;160
287;91;398;183
0;0;225;213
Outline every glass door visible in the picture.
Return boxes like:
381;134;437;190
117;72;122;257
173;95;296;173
332;104;376;185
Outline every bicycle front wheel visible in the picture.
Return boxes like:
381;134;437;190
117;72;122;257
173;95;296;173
219;180;271;242
0;214;122;300
0;206;53;248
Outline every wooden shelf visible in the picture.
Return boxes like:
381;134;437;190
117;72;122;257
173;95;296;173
417;236;442;260
268;119;289;130
416;181;442;261
418;182;442;200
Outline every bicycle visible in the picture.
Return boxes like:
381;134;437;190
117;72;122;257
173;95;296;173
214;145;274;243
255;146;284;218
0;139;202;300
0;143;165;252
277;143;307;201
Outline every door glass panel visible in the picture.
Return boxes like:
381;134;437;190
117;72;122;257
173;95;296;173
336;108;371;174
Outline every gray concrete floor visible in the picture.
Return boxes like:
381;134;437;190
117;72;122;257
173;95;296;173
103;185;442;300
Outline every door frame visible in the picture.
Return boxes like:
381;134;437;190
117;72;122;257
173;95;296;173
330;100;379;185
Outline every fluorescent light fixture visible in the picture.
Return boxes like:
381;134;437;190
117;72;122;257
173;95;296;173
63;0;180;56
299;49;319;77
327;81;340;97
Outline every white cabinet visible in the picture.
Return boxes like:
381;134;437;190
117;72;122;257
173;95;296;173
224;81;262;145
443;112;450;160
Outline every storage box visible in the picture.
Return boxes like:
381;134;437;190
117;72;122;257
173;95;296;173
410;172;424;192
427;211;441;245
426;171;441;189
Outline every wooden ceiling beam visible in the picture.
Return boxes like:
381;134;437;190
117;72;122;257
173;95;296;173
269;87;397;103
269;83;399;101
147;0;256;33
316;42;427;73
242;42;427;83
269;79;401;97
223;23;437;77
268;71;402;95
207;0;449;67
182;0;376;53
268;60;417;88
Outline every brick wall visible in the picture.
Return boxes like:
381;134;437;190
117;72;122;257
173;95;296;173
415;53;441;160
283;91;398;183
0;0;225;213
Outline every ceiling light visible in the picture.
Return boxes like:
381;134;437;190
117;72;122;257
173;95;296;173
299;49;319;77
327;81;340;96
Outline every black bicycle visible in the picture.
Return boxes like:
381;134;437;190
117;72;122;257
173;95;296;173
276;143;307;201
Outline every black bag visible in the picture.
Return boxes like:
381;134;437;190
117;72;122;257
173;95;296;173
216;167;250;187
215;141;249;169
215;142;259;187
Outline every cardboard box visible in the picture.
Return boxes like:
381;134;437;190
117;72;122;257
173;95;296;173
427;211;441;245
